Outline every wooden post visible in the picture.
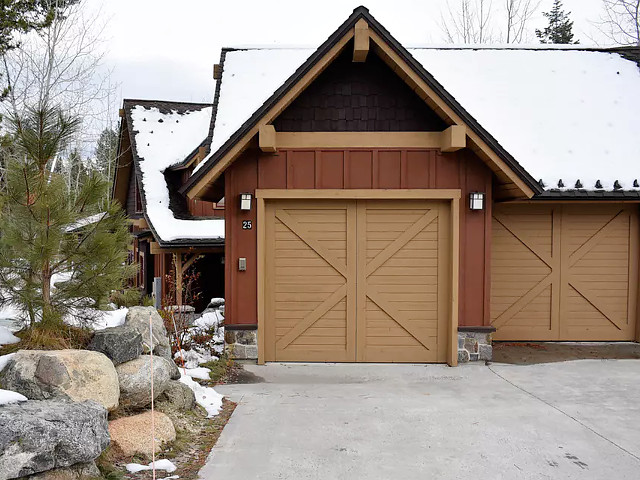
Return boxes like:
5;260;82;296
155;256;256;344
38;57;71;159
174;253;183;306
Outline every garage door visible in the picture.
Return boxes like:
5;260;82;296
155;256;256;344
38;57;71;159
262;199;450;362
491;204;638;341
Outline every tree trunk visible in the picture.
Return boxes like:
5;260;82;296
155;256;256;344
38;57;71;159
41;262;56;326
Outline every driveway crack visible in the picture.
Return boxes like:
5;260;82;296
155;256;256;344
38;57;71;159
487;364;640;463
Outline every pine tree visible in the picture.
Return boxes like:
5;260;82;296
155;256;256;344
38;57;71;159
0;104;134;328
94;127;118;182
535;0;579;44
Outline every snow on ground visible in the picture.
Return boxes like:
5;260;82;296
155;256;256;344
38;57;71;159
0;353;15;373
0;326;19;346
184;367;212;380
0;389;28;405
130;105;225;242
125;459;177;474
198;46;640;191
180;373;224;417
194;310;224;329
92;307;128;330
175;349;216;369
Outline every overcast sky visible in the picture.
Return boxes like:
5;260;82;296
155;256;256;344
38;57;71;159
89;0;607;107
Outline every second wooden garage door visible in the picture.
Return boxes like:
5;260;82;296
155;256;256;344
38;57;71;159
263;199;450;362
491;204;638;341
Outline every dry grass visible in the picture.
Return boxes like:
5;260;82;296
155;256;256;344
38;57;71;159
0;323;93;355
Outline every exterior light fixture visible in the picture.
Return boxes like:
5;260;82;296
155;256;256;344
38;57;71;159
240;193;252;211
469;192;485;211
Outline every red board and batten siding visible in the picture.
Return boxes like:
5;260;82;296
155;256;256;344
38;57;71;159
225;147;493;328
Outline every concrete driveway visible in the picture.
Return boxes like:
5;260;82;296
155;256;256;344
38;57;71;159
198;360;640;479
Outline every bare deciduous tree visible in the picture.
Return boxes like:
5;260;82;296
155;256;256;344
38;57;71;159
441;0;495;43
440;0;540;43
598;0;640;45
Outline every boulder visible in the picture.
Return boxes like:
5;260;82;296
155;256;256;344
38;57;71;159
124;307;172;359
116;356;174;408
158;380;196;411
0;350;119;411
88;325;142;365
0;400;109;480
26;462;100;480
109;411;176;457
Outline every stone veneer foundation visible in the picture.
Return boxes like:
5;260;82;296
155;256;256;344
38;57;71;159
226;326;494;363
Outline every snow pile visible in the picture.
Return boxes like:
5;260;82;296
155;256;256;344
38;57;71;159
179;373;224;417
0;389;28;405
199;47;640;191
125;459;177;474
0;326;19;346
130;105;225;242
194;48;313;172
184;367;212;380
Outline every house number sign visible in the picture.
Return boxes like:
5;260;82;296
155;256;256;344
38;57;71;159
242;220;252;230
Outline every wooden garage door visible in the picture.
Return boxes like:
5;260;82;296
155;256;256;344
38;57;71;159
491;204;638;341
263;199;449;362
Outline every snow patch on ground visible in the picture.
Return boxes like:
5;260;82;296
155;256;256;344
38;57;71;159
175;349;216;369
179;373;224;417
130;105;225;242
0;326;19;346
92;307;128;330
0;389;27;405
184;367;212;380
125;459;177;474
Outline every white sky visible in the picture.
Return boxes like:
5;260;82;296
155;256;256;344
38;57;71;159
89;0;607;106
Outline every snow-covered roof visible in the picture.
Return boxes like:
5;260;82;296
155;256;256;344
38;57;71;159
196;46;640;192
128;104;225;243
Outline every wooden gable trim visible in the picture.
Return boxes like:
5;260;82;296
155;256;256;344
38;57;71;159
186;30;354;199
353;18;369;62
367;31;535;199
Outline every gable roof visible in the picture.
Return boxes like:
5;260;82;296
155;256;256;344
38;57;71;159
181;6;542;200
115;99;224;247
183;6;640;199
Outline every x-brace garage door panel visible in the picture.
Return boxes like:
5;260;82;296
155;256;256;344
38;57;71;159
491;204;638;341
264;199;449;362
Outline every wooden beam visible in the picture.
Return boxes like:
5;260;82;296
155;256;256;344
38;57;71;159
276;131;443;149
353;19;369;62
441;125;466;152
182;254;199;272
150;242;224;255
259;124;277;153
129;217;149;229
213;63;222;80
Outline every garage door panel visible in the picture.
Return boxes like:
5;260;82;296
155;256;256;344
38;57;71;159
492;204;637;341
265;198;449;363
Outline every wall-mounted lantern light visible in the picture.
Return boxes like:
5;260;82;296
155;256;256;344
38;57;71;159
240;193;252;211
469;192;485;211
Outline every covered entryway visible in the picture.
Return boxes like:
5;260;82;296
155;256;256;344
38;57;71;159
258;192;456;363
491;204;638;341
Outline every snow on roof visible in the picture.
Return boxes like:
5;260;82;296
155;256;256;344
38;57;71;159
65;212;107;233
130;105;225;242
197;46;640;191
194;49;312;173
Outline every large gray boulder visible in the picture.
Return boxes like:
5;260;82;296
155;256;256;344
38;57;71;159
88;325;142;365
124;307;172;359
0;400;109;480
26;462;100;480
158;380;196;411
0;350;119;411
115;355;174;408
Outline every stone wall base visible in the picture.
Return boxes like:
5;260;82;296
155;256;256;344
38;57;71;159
225;329;257;360
457;329;493;363
224;327;494;363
